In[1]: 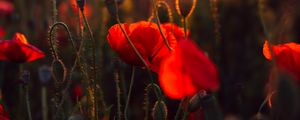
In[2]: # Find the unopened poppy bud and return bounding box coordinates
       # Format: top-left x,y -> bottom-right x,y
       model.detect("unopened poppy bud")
152,100 -> 168,120
188,90 -> 207,112
175,0 -> 197,18
38,65 -> 51,84
76,0 -> 85,11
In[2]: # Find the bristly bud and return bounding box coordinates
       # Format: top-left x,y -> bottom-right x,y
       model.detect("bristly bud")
104,0 -> 124,18
38,65 -> 52,84
20,70 -> 30,84
152,100 -> 168,120
76,0 -> 85,11
188,90 -> 207,112
175,0 -> 197,18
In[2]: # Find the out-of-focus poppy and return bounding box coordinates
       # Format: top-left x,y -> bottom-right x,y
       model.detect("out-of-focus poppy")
263,41 -> 300,80
0,103 -> 9,120
0,33 -> 45,63
0,0 -> 13,15
72,84 -> 83,100
0,27 -> 5,39
161,23 -> 190,40
159,39 -> 219,99
107,21 -> 177,72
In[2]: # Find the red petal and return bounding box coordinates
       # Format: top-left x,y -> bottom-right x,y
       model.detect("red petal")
180,40 -> 219,91
162,23 -> 190,40
0,33 -> 45,63
159,48 -> 198,99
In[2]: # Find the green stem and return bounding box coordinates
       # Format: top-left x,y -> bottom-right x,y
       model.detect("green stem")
174,99 -> 185,120
25,85 -> 32,120
183,17 -> 187,40
115,71 -> 122,120
124,67 -> 135,120
151,0 -> 173,51
181,97 -> 191,120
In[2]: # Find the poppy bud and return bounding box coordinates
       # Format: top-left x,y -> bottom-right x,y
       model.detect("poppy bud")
104,0 -> 123,18
152,100 -> 168,120
175,0 -> 197,18
20,70 -> 30,84
76,0 -> 85,11
201,94 -> 223,120
188,90 -> 207,112
38,65 -> 51,84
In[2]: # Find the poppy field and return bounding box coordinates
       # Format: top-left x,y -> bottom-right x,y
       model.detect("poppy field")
1,0 -> 300,120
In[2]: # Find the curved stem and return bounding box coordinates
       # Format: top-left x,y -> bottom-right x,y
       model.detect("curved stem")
258,0 -> 276,63
124,67 -> 135,120
258,91 -> 276,113
174,98 -> 185,120
151,0 -> 173,51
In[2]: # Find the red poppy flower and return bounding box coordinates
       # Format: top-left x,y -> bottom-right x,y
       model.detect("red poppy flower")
72,84 -> 83,99
263,41 -> 300,80
161,23 -> 190,40
159,39 -> 219,99
0,33 -> 45,63
0,103 -> 9,120
0,0 -> 14,15
107,21 -> 177,72
0,27 -> 5,39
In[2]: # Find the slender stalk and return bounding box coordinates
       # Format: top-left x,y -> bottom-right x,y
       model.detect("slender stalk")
42,86 -> 48,120
114,70 -> 122,120
181,97 -> 191,120
183,17 -> 187,39
124,67 -> 135,120
174,99 -> 185,120
151,0 -> 173,51
258,91 -> 276,113
25,85 -> 32,120
258,0 -> 275,63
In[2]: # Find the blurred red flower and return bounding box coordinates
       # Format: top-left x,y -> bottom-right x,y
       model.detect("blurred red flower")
159,39 -> 219,99
72,84 -> 83,99
263,41 -> 300,80
0,0 -> 13,15
0,27 -> 5,39
161,23 -> 190,40
0,103 -> 9,120
107,21 -> 177,72
0,33 -> 45,63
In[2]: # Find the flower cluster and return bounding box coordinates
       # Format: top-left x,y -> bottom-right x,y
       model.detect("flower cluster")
107,21 -> 219,99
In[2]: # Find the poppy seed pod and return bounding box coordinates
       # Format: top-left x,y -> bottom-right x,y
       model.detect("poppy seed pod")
76,0 -> 85,11
152,100 -> 168,120
175,0 -> 197,18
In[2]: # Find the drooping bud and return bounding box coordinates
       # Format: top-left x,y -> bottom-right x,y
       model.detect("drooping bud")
188,90 -> 207,112
76,0 -> 85,11
152,100 -> 168,120
175,0 -> 197,18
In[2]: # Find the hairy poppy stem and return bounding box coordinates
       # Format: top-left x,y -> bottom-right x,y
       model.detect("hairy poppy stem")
258,0 -> 276,63
181,97 -> 191,120
144,84 -> 163,120
183,17 -> 187,40
81,10 -> 106,120
151,0 -> 174,51
124,67 -> 135,120
24,84 -> 32,120
174,99 -> 185,120
257,91 -> 276,113
114,70 -> 122,120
